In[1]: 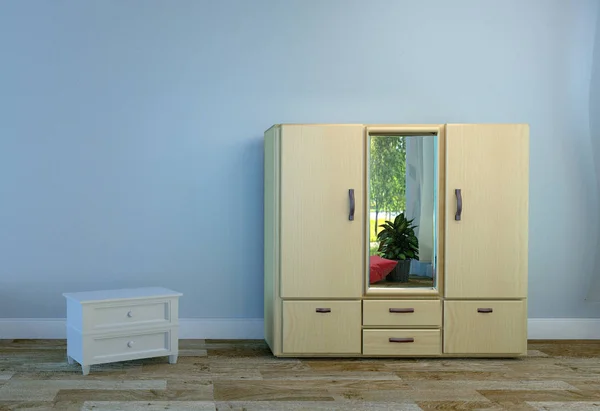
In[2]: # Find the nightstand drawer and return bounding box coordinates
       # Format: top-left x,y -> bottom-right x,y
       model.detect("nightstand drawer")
363,329 -> 441,356
86,329 -> 173,363
363,300 -> 441,327
85,299 -> 173,331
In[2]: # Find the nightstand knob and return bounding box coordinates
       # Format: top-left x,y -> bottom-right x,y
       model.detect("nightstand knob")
127,311 -> 133,318
127,341 -> 134,348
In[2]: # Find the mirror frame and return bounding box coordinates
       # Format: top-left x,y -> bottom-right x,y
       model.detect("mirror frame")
363,125 -> 445,297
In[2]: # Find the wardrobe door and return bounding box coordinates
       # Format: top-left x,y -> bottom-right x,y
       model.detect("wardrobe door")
444,124 -> 529,299
280,125 -> 364,298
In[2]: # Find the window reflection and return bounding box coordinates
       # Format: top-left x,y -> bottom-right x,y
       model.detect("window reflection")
368,134 -> 437,290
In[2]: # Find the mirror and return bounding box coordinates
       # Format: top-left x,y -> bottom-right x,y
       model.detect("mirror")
367,133 -> 438,292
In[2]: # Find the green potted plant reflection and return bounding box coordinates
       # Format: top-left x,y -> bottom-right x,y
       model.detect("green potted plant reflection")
376,213 -> 419,283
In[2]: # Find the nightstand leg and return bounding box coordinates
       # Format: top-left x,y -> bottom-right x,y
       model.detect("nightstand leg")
168,355 -> 178,364
81,365 -> 90,376
67,355 -> 74,365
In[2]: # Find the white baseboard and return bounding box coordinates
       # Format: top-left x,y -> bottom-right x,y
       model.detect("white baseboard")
527,318 -> 600,340
0,318 -> 264,340
0,319 -> 67,339
178,318 -> 264,339
0,318 -> 598,340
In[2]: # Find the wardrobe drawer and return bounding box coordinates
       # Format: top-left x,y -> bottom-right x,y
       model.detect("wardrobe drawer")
444,300 -> 527,355
363,329 -> 441,356
363,300 -> 441,327
282,300 -> 361,354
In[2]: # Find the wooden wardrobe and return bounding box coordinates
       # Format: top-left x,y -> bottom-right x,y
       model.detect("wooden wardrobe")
264,123 -> 528,357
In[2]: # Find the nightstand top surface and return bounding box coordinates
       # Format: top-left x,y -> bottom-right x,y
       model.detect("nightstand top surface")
63,287 -> 182,303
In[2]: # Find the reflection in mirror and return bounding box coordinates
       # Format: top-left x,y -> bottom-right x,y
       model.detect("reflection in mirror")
368,134 -> 437,290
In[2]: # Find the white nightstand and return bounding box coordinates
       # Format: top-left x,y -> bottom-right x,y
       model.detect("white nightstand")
63,287 -> 182,375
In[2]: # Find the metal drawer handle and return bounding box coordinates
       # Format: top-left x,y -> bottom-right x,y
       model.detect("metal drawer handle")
127,341 -> 134,348
348,189 -> 355,221
477,308 -> 493,313
127,311 -> 133,318
389,337 -> 414,343
316,308 -> 331,313
389,308 -> 414,313
455,189 -> 462,221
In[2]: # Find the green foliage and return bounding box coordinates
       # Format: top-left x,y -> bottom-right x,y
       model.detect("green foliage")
376,212 -> 419,261
369,136 -> 406,238
369,243 -> 379,256
370,217 -> 385,242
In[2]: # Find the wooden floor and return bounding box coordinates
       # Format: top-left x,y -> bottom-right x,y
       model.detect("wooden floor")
0,339 -> 599,410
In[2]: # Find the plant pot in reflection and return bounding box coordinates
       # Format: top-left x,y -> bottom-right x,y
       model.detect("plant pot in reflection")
386,259 -> 411,283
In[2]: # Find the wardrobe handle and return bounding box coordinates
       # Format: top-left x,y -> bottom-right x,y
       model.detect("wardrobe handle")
477,308 -> 493,313
389,337 -> 414,343
316,308 -> 331,313
348,189 -> 355,221
455,189 -> 462,221
389,308 -> 415,313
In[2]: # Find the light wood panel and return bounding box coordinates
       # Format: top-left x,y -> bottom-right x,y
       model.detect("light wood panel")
444,124 -> 529,299
362,300 -> 441,327
436,125 -> 446,296
362,329 -> 441,356
280,124 -> 364,298
282,301 -> 361,354
263,125 -> 281,355
443,300 -> 527,355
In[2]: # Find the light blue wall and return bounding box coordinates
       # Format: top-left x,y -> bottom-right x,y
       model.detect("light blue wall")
1,0 -> 599,319
587,4 -> 600,303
